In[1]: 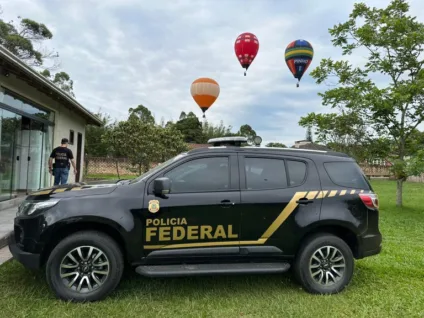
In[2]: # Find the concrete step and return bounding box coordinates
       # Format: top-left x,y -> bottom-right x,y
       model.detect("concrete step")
0,246 -> 12,266
0,231 -> 12,250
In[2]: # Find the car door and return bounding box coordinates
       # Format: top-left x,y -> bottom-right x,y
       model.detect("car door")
142,153 -> 242,264
238,153 -> 322,258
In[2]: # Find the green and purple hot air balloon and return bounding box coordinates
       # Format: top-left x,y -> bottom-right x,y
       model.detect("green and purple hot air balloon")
285,39 -> 314,87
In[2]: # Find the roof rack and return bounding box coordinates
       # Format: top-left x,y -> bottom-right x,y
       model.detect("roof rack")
207,136 -> 248,147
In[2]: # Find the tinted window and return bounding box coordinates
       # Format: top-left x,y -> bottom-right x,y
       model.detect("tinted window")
0,91 -> 55,122
324,161 -> 370,189
164,157 -> 229,193
245,158 -> 287,190
287,160 -> 307,186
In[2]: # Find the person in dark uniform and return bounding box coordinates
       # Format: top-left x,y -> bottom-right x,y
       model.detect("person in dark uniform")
48,138 -> 77,185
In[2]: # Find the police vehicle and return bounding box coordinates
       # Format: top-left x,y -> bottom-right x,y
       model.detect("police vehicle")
9,136 -> 382,302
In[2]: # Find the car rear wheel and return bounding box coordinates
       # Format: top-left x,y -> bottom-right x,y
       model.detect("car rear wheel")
46,231 -> 124,302
293,233 -> 354,294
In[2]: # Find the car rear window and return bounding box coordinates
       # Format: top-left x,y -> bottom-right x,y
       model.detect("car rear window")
287,160 -> 307,187
245,157 -> 287,190
324,161 -> 371,189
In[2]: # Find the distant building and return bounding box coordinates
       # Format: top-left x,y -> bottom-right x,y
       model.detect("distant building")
291,140 -> 330,151
186,143 -> 209,150
0,46 -> 102,202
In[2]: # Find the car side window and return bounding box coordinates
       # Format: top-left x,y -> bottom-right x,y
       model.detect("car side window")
287,160 -> 307,187
245,157 -> 287,190
164,157 -> 230,193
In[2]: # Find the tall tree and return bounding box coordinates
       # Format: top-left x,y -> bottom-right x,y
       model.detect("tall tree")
202,120 -> 236,141
307,0 -> 424,206
174,112 -> 204,143
299,112 -> 390,162
238,124 -> 257,145
103,113 -> 187,174
85,111 -> 115,157
305,125 -> 313,142
0,12 -> 59,70
128,104 -> 155,124
40,70 -> 75,97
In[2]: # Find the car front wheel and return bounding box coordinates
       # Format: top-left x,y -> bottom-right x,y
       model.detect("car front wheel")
293,233 -> 354,294
46,231 -> 124,302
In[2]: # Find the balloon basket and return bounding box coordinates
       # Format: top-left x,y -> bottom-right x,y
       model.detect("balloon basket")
296,82 -> 299,88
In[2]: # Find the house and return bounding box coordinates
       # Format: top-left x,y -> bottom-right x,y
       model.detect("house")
291,140 -> 330,151
0,46 -> 102,202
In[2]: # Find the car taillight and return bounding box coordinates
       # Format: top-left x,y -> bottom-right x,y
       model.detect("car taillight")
359,193 -> 379,209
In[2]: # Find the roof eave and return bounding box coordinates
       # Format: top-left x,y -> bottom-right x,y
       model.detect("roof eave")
0,46 -> 102,126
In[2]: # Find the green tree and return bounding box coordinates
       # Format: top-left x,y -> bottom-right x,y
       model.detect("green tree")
238,124 -> 257,145
103,113 -> 186,175
266,142 -> 287,148
174,112 -> 204,143
307,0 -> 424,206
0,12 -> 59,69
128,104 -> 155,124
85,111 -> 115,158
299,112 -> 390,162
202,120 -> 236,142
40,70 -> 75,97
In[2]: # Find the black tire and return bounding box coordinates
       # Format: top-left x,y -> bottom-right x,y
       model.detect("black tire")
293,233 -> 354,294
46,231 -> 124,302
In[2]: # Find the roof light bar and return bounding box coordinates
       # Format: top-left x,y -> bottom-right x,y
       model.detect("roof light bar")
207,136 -> 248,147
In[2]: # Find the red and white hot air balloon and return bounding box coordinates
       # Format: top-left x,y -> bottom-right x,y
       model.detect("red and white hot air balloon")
234,32 -> 259,76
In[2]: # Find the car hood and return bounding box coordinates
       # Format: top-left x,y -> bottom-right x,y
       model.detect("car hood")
27,182 -> 118,199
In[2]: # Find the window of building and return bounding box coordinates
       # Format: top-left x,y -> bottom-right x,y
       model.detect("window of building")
164,157 -> 229,193
69,130 -> 74,144
0,89 -> 54,122
245,157 -> 287,190
287,160 -> 307,187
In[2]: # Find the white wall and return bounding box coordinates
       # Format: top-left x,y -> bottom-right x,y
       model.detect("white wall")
0,73 -> 88,185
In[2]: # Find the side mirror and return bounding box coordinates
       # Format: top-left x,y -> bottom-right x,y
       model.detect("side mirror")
153,177 -> 171,196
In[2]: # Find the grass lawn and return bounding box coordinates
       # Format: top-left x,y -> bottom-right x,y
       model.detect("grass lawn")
1,180 -> 424,317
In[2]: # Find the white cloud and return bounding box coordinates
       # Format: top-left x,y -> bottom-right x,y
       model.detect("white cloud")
2,0 -> 424,146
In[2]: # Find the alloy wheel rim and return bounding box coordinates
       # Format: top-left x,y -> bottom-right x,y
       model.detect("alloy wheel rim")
60,246 -> 110,293
309,245 -> 346,286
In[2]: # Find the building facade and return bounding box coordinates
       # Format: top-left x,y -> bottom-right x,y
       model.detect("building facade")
0,46 -> 102,202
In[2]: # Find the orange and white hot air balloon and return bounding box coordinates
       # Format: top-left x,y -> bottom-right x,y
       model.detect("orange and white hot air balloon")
190,77 -> 220,118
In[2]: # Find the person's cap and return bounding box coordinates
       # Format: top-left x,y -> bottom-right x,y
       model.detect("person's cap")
61,138 -> 69,144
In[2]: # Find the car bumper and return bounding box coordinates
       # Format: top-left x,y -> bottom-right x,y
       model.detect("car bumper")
356,232 -> 382,259
8,232 -> 42,270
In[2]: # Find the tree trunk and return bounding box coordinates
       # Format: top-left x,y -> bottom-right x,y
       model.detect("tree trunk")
396,179 -> 403,207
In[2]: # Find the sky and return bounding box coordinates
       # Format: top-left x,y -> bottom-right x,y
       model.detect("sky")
2,0 -> 424,146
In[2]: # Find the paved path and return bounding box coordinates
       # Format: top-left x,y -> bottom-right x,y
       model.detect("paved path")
0,206 -> 17,249
0,246 -> 12,265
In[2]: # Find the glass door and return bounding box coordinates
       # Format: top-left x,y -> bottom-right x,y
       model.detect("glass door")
26,120 -> 45,192
0,109 -> 20,201
13,117 -> 47,194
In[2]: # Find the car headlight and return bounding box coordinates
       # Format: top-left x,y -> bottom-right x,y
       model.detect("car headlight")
17,199 -> 61,217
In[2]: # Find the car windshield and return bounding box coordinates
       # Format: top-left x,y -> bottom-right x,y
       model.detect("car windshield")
128,153 -> 188,184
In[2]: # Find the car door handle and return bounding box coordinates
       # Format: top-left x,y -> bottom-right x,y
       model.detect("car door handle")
221,200 -> 235,206
296,198 -> 314,205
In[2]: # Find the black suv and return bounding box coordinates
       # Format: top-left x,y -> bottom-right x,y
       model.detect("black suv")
9,137 -> 382,302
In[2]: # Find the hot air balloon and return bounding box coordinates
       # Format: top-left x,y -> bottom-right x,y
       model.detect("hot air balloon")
234,32 -> 259,76
285,39 -> 314,87
190,77 -> 220,118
